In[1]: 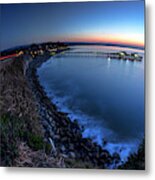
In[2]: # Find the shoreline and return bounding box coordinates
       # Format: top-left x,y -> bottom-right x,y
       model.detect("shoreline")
26,51 -> 121,169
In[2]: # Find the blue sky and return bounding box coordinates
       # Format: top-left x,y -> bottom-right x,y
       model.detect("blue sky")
0,1 -> 144,50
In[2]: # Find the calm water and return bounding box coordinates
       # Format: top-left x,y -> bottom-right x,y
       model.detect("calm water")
38,45 -> 144,161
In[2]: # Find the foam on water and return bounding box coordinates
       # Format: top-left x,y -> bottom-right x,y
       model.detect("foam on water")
36,73 -> 140,162
37,45 -> 144,163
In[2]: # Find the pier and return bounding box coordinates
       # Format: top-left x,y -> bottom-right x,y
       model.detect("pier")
57,51 -> 143,62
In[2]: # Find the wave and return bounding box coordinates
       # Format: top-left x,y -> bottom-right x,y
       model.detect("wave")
36,73 -> 140,162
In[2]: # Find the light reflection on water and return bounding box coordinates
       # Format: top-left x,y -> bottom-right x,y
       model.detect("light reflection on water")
38,45 -> 144,161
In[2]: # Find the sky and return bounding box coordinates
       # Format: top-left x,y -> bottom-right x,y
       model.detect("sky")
0,1 -> 144,51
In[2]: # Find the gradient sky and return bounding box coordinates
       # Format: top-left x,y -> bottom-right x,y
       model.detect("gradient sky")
0,1 -> 144,51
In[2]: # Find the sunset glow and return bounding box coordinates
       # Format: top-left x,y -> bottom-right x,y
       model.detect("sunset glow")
61,33 -> 144,47
0,1 -> 144,50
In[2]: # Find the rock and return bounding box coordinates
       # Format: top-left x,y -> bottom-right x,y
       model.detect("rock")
66,131 -> 73,138
69,143 -> 74,151
81,143 -> 90,151
62,119 -> 68,126
96,151 -> 100,159
49,117 -> 53,122
92,158 -> 98,166
88,152 -> 93,158
61,136 -> 68,142
49,131 -> 54,138
60,145 -> 66,152
61,154 -> 68,158
69,151 -> 76,158
59,128 -> 64,136
102,140 -> 107,146
112,152 -> 121,164
42,120 -> 49,128
54,135 -> 60,140
56,128 -> 60,134
99,158 -> 105,164
100,151 -> 109,159
80,125 -> 85,132
106,157 -> 113,164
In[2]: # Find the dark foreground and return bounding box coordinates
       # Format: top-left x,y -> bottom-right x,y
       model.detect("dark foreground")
0,46 -> 145,169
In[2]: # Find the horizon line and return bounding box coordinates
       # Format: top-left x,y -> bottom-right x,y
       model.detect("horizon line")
63,41 -> 144,49
1,41 -> 144,52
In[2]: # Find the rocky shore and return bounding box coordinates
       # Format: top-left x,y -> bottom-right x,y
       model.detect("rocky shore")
26,52 -> 121,169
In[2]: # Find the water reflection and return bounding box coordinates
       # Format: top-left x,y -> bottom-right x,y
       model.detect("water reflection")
38,45 -> 144,161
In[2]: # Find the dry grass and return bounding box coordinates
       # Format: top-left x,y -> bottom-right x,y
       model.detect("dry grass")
15,142 -> 65,168
0,56 -> 41,135
0,57 -> 43,166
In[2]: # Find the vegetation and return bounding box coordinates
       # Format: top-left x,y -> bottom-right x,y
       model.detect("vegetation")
0,112 -> 56,166
0,56 -> 55,167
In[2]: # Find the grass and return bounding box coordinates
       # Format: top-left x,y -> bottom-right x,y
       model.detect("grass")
0,56 -> 50,166
27,133 -> 44,151
0,114 -> 23,166
0,113 -> 49,166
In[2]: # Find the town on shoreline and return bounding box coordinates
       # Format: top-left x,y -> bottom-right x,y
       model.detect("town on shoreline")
0,42 -> 143,62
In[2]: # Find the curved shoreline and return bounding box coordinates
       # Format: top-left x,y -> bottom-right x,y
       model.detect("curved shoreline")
26,52 -> 122,169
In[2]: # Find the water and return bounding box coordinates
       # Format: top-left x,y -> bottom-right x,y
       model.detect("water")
37,45 -> 144,162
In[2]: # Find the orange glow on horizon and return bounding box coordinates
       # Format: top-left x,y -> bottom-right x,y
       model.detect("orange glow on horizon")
61,33 -> 144,47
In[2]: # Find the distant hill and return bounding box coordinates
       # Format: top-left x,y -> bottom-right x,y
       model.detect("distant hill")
65,42 -> 144,50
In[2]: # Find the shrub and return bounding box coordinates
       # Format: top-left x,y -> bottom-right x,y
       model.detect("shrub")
27,133 -> 44,151
0,113 -> 47,166
0,114 -> 23,166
